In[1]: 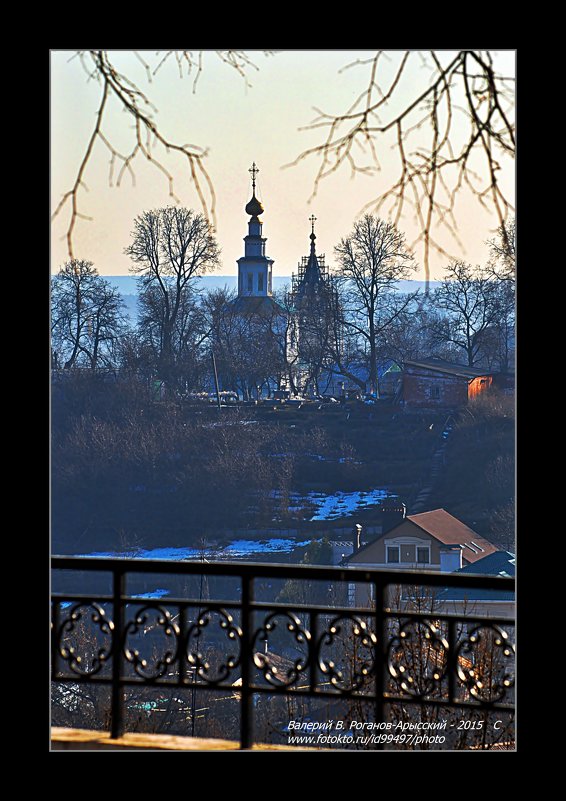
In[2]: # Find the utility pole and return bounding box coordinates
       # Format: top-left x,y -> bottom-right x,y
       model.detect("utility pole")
211,352 -> 222,411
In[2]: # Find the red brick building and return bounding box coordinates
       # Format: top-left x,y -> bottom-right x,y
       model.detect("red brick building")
402,358 -> 493,408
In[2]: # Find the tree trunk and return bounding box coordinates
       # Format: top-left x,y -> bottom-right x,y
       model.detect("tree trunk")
467,343 -> 475,367
369,316 -> 379,398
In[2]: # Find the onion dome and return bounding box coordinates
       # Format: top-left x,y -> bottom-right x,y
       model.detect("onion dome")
245,194 -> 264,217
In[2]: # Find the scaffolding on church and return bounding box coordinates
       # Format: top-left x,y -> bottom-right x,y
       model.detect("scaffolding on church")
290,252 -> 330,295
289,253 -> 343,315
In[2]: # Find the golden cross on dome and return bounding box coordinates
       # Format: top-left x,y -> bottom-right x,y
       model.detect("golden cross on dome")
249,162 -> 259,191
309,214 -> 317,234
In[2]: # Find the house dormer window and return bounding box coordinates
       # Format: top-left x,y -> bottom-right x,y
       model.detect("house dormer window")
387,546 -> 400,563
417,546 -> 430,564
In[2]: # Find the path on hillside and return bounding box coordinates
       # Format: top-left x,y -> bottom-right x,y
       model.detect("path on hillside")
411,415 -> 455,513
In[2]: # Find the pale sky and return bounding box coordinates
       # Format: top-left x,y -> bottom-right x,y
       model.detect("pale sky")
50,50 -> 515,279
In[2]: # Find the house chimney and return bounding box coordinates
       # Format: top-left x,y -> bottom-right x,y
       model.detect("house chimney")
352,524 -> 362,554
381,499 -> 406,534
439,545 -> 463,572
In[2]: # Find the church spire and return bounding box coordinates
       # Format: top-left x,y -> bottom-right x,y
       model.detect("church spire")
309,213 -> 317,255
245,161 -> 264,218
304,214 -> 322,285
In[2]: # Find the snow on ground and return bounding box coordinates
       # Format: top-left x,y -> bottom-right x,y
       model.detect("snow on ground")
306,488 -> 394,521
268,487 -> 394,521
73,546 -> 202,560
225,538 -> 310,555
73,538 -> 311,562
70,489 -> 395,561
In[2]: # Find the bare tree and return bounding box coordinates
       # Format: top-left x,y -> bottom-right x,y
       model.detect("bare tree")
373,295 -> 436,365
203,288 -> 290,400
51,260 -> 126,369
487,217 -> 516,283
486,218 -> 515,371
428,262 -> 505,368
288,50 -> 515,284
125,207 -> 220,384
334,215 -> 416,395
136,282 -> 209,391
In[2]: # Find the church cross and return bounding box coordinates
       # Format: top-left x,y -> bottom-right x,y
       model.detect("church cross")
249,162 -> 259,191
309,214 -> 317,234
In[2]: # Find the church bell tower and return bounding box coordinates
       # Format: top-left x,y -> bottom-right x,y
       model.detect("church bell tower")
237,163 -> 274,297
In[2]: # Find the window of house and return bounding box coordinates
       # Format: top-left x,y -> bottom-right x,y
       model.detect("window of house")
430,385 -> 441,399
247,273 -> 253,293
258,272 -> 264,292
417,547 -> 430,564
387,546 -> 400,563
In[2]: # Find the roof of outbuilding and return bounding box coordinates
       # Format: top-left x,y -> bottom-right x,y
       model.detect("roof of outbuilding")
403,358 -> 492,379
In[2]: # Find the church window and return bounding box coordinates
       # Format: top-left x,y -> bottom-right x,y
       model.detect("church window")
247,273 -> 253,293
258,273 -> 264,292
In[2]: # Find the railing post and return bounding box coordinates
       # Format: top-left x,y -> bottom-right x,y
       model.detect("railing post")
240,575 -> 253,749
51,601 -> 60,680
447,618 -> 457,706
110,566 -> 125,740
309,609 -> 318,693
178,605 -> 186,686
374,580 -> 387,748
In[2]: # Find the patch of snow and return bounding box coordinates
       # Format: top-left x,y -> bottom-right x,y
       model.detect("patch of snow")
224,538 -> 310,556
73,538 -> 312,562
138,547 -> 201,560
306,488 -> 395,521
74,546 -> 202,560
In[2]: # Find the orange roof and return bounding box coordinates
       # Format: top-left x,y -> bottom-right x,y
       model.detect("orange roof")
407,509 -> 498,564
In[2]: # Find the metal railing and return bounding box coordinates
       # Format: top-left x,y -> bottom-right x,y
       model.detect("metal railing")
51,557 -> 515,750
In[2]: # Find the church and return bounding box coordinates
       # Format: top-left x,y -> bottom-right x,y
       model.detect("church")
229,163 -> 284,318
218,163 -> 342,399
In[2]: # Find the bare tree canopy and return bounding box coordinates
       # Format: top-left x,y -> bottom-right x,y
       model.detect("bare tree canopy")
334,214 -> 416,395
429,261 -> 510,367
487,217 -> 515,282
204,288 -> 290,400
125,206 -> 220,382
288,50 -> 515,284
51,260 -> 126,369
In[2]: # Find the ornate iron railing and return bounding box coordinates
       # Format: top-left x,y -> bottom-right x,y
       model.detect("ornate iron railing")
51,557 -> 515,750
